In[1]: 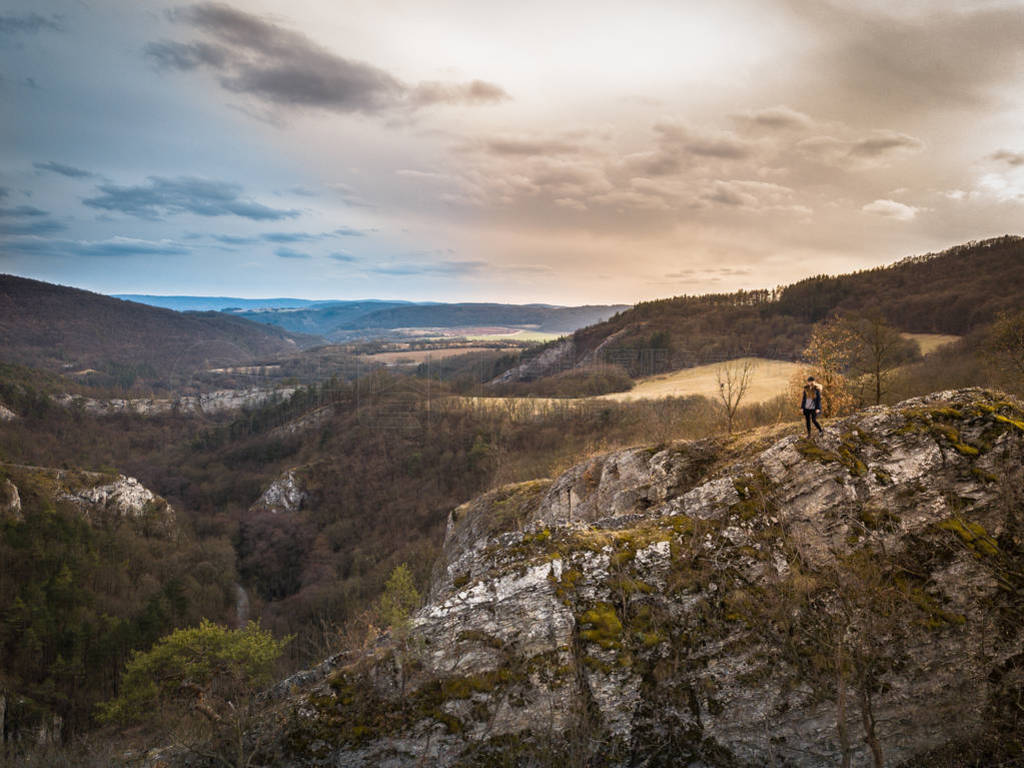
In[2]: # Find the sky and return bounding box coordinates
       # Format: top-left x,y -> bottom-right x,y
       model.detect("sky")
1,0 -> 1023,304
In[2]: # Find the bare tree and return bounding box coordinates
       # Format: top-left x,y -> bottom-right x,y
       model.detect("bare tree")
716,358 -> 755,434
847,315 -> 920,405
984,309 -> 1024,389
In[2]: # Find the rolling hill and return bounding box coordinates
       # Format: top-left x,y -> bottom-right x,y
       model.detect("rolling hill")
0,274 -> 323,388
500,235 -> 1024,381
229,300 -> 629,340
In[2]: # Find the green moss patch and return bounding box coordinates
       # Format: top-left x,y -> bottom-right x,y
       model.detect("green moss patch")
937,517 -> 999,557
579,602 -> 624,649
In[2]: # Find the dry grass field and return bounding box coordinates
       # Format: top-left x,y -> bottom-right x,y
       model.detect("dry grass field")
450,357 -> 800,416
901,332 -> 961,355
597,357 -> 801,404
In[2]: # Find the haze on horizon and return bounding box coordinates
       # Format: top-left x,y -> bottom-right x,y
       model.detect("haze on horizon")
2,0 -> 1023,305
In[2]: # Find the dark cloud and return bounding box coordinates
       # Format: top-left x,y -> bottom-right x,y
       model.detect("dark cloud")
261,231 -> 318,243
275,246 -> 311,259
991,149 -> 1024,167
0,13 -> 61,35
786,1 -> 1024,114
33,161 -> 97,179
0,236 -> 186,256
0,219 -> 66,236
733,105 -> 814,131
482,137 -> 581,156
71,238 -> 191,257
410,80 -> 509,107
0,205 -> 48,217
848,130 -> 923,158
210,234 -> 258,245
150,3 -> 508,115
0,187 -> 7,200
333,226 -> 365,237
82,176 -> 299,221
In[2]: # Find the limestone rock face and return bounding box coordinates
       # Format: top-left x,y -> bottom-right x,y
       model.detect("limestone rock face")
0,403 -> 18,421
279,389 -> 1024,767
0,478 -> 22,520
54,386 -> 297,417
252,469 -> 307,514
0,465 -> 176,535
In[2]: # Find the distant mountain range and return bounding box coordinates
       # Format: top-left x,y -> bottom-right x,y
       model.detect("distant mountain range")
115,294 -> 629,340
112,295 -> 328,312
0,275 -> 322,386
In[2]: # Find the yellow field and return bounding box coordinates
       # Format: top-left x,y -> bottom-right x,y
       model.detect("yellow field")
596,358 -> 800,404
450,357 -> 801,416
901,333 -> 961,355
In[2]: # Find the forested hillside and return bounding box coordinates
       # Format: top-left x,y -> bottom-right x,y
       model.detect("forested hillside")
0,275 -> 322,389
231,301 -> 629,340
514,236 -> 1023,379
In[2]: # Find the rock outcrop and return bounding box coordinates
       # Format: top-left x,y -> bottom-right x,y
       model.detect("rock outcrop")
252,469 -> 307,515
275,389 -> 1024,767
0,464 -> 176,535
54,386 -> 297,417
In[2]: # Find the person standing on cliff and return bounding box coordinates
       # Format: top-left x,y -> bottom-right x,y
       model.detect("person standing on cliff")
801,376 -> 824,438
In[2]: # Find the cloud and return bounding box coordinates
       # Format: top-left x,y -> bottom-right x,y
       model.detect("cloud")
329,251 -> 357,262
0,205 -> 66,236
656,122 -> 754,160
733,105 -> 814,131
786,2 -> 1024,116
700,180 -> 807,215
861,199 -> 919,221
0,219 -> 66,236
371,259 -> 485,276
0,187 -> 7,200
991,149 -> 1024,167
410,80 -> 509,107
82,176 -> 299,220
618,122 -> 757,178
148,3 -> 508,116
0,13 -> 61,35
481,137 -> 582,157
796,129 -> 923,169
261,231 -> 317,243
1,236 -> 190,257
848,130 -> 924,158
210,234 -> 259,245
71,237 -> 191,257
333,226 -> 365,236
33,161 -> 97,179
275,246 -> 311,259
0,205 -> 48,217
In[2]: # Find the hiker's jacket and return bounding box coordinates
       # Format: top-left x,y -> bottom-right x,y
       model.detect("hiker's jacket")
800,384 -> 822,412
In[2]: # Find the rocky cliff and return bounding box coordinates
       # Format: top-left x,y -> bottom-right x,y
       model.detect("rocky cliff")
272,389 -> 1023,767
53,386 -> 298,417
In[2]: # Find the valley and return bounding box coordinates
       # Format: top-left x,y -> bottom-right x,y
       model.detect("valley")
1,238 -> 1022,766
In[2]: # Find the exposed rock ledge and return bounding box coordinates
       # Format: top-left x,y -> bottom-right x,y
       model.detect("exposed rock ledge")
0,463 -> 176,535
54,386 -> 297,417
271,389 -> 1024,767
